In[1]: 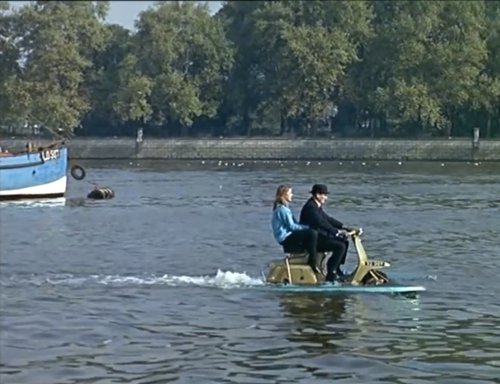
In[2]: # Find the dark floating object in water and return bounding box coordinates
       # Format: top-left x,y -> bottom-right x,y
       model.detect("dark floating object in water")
87,187 -> 114,200
70,164 -> 86,180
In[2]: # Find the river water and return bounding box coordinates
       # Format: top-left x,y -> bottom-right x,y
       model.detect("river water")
1,160 -> 499,383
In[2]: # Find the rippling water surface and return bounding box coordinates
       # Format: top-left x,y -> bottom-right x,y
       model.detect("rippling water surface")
1,160 -> 499,383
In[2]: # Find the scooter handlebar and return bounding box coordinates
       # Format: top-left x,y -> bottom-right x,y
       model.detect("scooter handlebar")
347,227 -> 363,237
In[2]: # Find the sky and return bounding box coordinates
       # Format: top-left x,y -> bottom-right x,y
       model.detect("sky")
105,1 -> 223,30
8,1 -> 223,31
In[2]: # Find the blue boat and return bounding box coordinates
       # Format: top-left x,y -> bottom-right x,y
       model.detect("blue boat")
0,142 -> 68,200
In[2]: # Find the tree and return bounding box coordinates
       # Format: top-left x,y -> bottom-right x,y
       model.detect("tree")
112,53 -> 152,128
133,1 -> 234,136
358,1 -> 487,137
219,1 -> 373,137
9,1 -> 110,135
0,1 -> 27,129
216,1 -> 264,136
81,23 -> 137,135
472,1 -> 500,138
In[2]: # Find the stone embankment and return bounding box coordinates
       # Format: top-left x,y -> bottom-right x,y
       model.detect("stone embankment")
1,137 -> 498,161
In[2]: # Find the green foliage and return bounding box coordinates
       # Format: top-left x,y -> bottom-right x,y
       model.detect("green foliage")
84,24 -> 136,130
131,1 -> 234,135
112,54 -> 152,124
361,0 -> 489,136
3,1 -> 110,135
219,1 -> 373,136
1,0 -> 500,138
0,2 -> 23,126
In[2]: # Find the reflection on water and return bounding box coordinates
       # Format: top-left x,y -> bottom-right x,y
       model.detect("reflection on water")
1,161 -> 500,384
0,197 -> 66,208
280,294 -> 349,355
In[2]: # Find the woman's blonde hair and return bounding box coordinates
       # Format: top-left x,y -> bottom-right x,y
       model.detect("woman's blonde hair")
273,184 -> 291,210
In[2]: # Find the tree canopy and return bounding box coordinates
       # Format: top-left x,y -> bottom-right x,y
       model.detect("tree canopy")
1,0 -> 499,138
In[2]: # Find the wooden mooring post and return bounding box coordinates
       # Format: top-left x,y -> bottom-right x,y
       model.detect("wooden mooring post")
472,127 -> 480,161
135,127 -> 143,157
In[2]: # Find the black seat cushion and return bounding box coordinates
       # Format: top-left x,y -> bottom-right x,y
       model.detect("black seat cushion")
282,243 -> 307,254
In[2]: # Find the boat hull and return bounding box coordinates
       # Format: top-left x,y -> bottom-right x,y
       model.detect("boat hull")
0,146 -> 68,200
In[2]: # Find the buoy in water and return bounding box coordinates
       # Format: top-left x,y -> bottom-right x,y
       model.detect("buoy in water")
87,187 -> 115,200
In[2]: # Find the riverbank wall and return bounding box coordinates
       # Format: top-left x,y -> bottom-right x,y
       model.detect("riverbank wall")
1,137 -> 499,161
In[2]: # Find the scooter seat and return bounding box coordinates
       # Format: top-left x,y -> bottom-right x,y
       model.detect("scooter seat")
282,244 -> 306,254
286,254 -> 310,265
282,245 -> 310,265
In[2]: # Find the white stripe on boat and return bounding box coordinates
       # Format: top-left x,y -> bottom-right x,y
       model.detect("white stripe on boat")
0,176 -> 67,196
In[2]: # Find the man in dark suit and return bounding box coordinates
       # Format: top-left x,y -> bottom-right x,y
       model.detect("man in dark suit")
300,184 -> 354,281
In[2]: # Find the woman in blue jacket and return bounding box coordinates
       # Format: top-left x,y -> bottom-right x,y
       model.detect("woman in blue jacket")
271,184 -> 321,274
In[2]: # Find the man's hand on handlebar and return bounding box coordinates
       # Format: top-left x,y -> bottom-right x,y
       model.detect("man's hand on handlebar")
343,227 -> 362,235
337,229 -> 350,239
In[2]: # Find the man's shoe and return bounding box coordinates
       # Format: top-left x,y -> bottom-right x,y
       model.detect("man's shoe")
325,273 -> 337,282
336,268 -> 346,278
